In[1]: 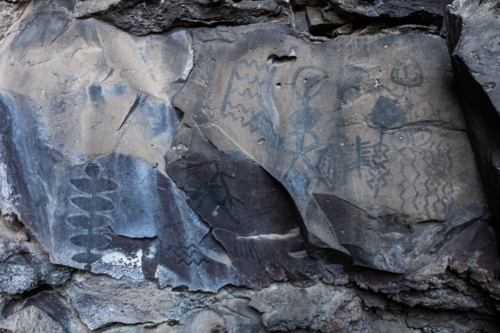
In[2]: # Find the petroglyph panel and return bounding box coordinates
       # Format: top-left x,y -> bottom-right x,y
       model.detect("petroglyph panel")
168,127 -> 323,287
0,0 -> 492,288
175,26 -> 487,273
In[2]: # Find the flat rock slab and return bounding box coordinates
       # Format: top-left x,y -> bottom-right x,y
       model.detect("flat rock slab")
174,24 -> 488,273
168,126 -> 323,288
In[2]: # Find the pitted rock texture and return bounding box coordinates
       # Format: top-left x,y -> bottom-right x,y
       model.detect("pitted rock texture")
2,270 -> 499,333
328,0 -> 453,22
0,0 -> 29,40
0,217 -> 71,295
0,306 -> 65,333
74,0 -> 290,36
445,0 -> 500,254
71,0 -> 453,38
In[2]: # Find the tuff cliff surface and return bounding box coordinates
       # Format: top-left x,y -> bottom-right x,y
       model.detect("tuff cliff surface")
0,0 -> 499,332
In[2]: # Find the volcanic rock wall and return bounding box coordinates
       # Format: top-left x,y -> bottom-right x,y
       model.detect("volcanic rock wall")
0,0 -> 499,332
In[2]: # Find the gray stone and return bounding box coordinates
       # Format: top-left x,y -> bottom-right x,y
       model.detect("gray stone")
405,309 -> 500,333
445,0 -> 500,254
2,290 -> 90,332
74,0 -> 289,36
0,0 -> 237,292
0,306 -> 65,333
101,324 -> 175,333
0,0 -> 330,292
0,0 -> 29,40
249,282 -> 363,332
62,272 -> 264,331
329,0 -> 453,23
0,216 -> 71,295
62,272 -> 222,330
1,0 -> 493,294
0,1 -> 499,332
167,126 -> 324,288
174,23 -> 489,276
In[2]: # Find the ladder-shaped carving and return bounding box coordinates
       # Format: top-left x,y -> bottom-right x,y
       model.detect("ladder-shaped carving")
68,163 -> 117,270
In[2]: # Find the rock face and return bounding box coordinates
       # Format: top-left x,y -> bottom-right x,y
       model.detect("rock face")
1,306 -> 65,333
0,0 -> 499,332
445,0 -> 500,254
329,0 -> 453,22
74,0 -> 289,36
0,216 -> 71,296
0,0 -> 29,40
175,23 -> 488,275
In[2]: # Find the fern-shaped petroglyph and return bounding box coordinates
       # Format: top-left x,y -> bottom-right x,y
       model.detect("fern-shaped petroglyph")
68,163 -> 117,270
191,163 -> 243,224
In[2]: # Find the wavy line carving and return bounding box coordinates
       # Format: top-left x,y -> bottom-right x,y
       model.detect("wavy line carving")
164,244 -> 209,266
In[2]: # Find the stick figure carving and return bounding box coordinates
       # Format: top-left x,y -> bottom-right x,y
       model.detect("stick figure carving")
280,66 -> 328,182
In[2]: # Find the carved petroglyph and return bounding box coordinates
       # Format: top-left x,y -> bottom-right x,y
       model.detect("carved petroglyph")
218,57 -> 457,213
191,163 -> 243,224
396,129 -> 455,217
390,58 -> 423,88
279,66 -> 327,183
220,61 -> 330,200
165,244 -> 209,266
220,59 -> 280,147
236,241 -> 259,260
68,163 -> 117,270
316,143 -> 347,191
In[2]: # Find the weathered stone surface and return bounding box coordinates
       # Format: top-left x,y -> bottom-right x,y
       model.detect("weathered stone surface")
0,0 -> 238,292
50,272 -> 500,332
174,23 -> 489,275
0,0 -> 332,292
167,125 -> 325,288
248,281 -> 500,333
329,0 -> 453,22
249,282 -> 363,331
2,290 -> 90,332
0,0 -> 29,40
74,0 -> 289,36
0,0 -> 499,331
1,0 -> 495,295
0,306 -> 65,333
0,216 -> 71,295
445,0 -> 500,254
62,272 -> 264,331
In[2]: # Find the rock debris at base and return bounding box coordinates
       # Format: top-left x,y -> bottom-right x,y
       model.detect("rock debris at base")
0,0 -> 499,332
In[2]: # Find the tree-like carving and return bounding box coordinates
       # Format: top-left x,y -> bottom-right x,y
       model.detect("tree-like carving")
68,163 -> 117,270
